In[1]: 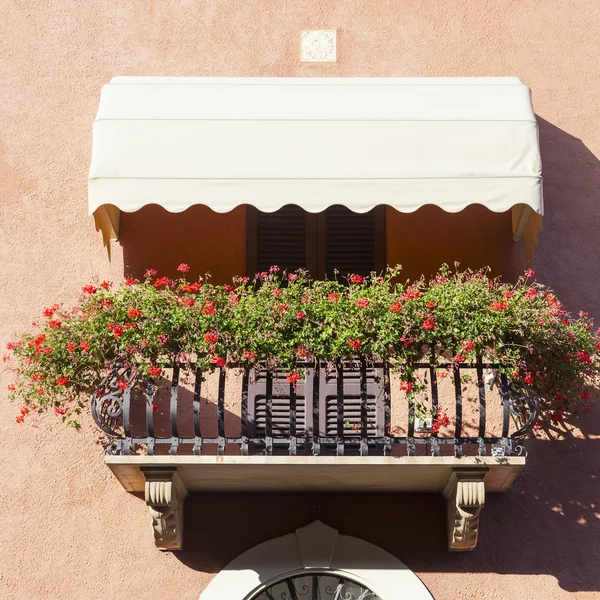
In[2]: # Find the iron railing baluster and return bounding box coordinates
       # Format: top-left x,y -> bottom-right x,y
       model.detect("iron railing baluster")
453,366 -> 463,457
336,361 -> 344,456
289,377 -> 297,456
146,378 -> 155,456
476,355 -> 487,456
241,369 -> 249,456
265,371 -> 273,456
217,368 -> 226,456
312,363 -> 320,456
170,363 -> 180,455
193,367 -> 202,455
359,358 -> 368,456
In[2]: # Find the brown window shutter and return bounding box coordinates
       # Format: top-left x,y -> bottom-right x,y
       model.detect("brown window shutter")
246,206 -> 317,276
319,206 -> 386,279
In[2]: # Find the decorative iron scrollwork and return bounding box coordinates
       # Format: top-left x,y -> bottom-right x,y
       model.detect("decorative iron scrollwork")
90,362 -> 134,439
250,573 -> 381,600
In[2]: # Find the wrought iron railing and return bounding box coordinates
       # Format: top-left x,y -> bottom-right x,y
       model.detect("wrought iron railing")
92,351 -> 539,458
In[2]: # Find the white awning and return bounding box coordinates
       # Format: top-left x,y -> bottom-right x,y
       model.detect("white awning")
89,77 -> 543,263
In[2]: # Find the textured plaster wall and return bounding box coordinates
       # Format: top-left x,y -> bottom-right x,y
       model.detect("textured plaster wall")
1,1 -> 600,599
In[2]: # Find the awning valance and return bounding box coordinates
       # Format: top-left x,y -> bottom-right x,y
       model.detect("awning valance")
89,77 -> 543,263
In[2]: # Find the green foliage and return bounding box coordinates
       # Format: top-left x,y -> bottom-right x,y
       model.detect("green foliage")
4,264 -> 597,427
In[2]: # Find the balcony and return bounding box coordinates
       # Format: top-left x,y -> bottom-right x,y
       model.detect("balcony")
92,350 -> 539,551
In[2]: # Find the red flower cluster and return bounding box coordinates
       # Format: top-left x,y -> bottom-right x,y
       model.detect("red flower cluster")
42,304 -> 60,317
107,323 -> 125,338
431,409 -> 450,434
118,379 -> 129,391
177,263 -> 190,273
489,301 -> 509,312
349,274 -> 363,284
389,301 -> 402,313
66,342 -> 76,352
153,276 -> 171,288
242,350 -> 255,361
124,278 -> 137,286
271,288 -> 282,297
426,301 -> 435,309
127,308 -> 142,319
327,293 -> 339,302
524,269 -> 535,278
80,341 -> 91,352
15,406 -> 29,423
181,282 -> 201,293
347,338 -> 362,350
523,373 -> 535,385
211,356 -> 226,368
401,286 -> 420,301
502,291 -> 515,299
422,318 -> 435,331
296,345 -> 310,359
82,285 -> 97,295
355,298 -> 370,308
399,380 -> 414,393
286,370 -> 301,384
148,366 -> 163,377
575,351 -> 593,364
296,310 -> 306,320
100,280 -> 112,289
202,301 -> 216,315
48,320 -> 62,329
462,340 -> 475,352
56,377 -> 69,386
204,331 -> 219,344
181,297 -> 195,307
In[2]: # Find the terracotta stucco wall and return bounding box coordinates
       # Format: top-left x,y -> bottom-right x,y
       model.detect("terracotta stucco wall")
1,1 -> 599,599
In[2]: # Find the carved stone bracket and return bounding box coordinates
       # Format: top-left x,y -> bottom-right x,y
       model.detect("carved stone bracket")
443,469 -> 487,551
142,468 -> 188,550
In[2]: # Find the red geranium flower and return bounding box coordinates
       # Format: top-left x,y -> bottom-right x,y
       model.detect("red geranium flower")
242,350 -> 255,361
118,379 -> 129,391
177,263 -> 190,273
286,371 -> 301,384
153,276 -> 171,288
271,288 -> 282,297
389,301 -> 402,313
426,301 -> 435,309
462,341 -> 475,352
148,366 -> 163,377
296,310 -> 306,320
489,301 -> 509,312
202,301 -> 216,315
211,356 -> 226,368
355,298 -> 370,308
401,286 -> 420,301
8,384 -> 16,392
56,377 -> 69,386
82,285 -> 97,294
145,269 -> 158,278
54,406 -> 67,416
80,341 -> 91,352
422,318 -> 435,330
524,269 -> 535,278
127,308 -> 142,318
347,338 -> 362,350
67,342 -> 76,352
181,297 -> 195,307
523,373 -> 534,385
204,332 -> 219,344
327,293 -> 339,302
100,280 -> 112,289
48,320 -> 62,329
349,274 -> 363,284
124,278 -> 137,286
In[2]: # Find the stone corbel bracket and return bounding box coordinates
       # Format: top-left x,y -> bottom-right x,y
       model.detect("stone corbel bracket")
443,469 -> 487,551
142,467 -> 188,550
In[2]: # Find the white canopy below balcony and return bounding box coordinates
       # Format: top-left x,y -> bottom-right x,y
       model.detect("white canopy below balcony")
88,76 -> 543,263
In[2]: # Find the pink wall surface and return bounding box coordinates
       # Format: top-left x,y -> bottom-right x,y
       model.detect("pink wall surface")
1,1 -> 599,599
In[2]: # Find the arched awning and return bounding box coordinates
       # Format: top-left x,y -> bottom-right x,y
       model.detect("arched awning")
89,77 -> 543,263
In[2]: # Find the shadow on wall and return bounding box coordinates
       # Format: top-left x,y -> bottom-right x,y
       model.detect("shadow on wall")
534,117 -> 600,315
170,409 -> 600,593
